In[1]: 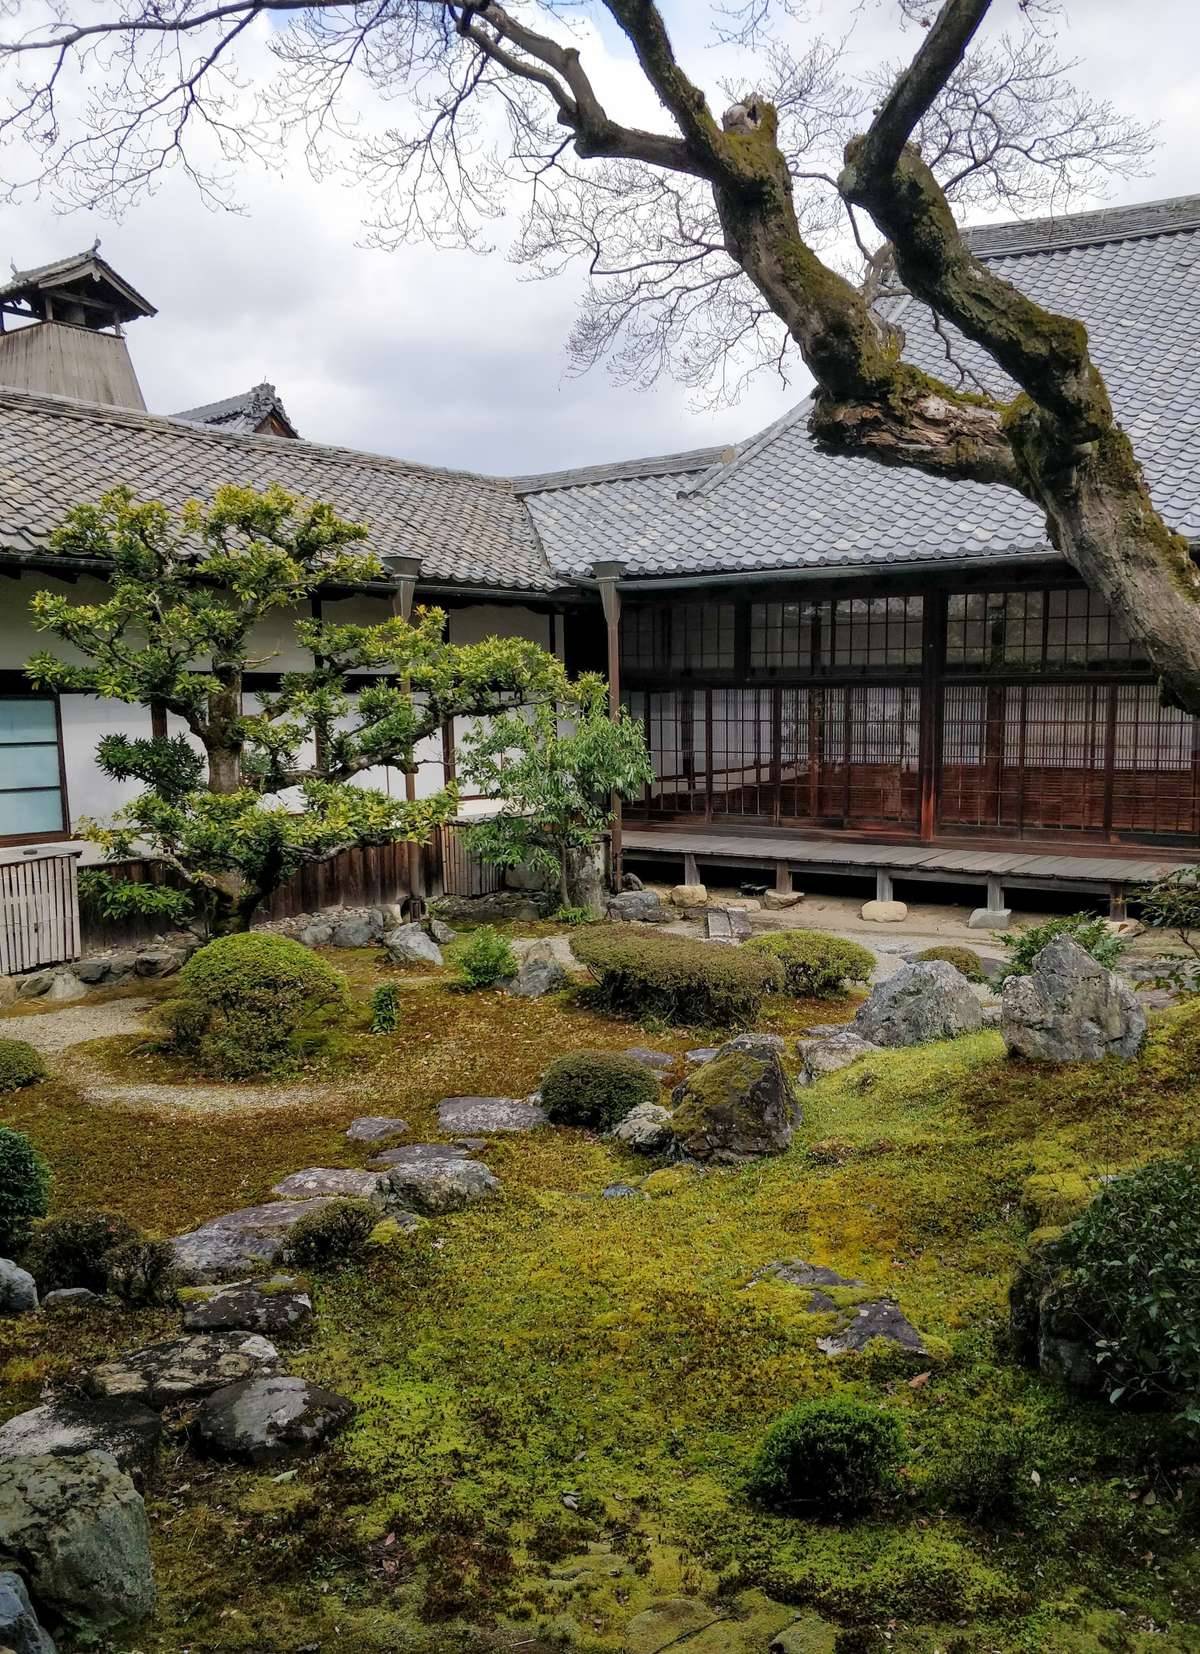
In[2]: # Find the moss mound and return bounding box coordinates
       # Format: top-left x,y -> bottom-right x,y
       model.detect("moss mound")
541,1050 -> 658,1130
0,1039 -> 47,1094
748,1397 -> 904,1517
913,944 -> 987,983
573,924 -> 783,1026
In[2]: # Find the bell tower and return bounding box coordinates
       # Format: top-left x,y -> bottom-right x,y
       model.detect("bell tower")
0,244 -> 155,409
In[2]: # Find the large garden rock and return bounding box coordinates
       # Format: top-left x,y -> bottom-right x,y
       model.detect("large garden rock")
437,1097 -> 547,1134
369,1142 -> 476,1168
610,1102 -> 675,1154
18,969 -> 86,1004
192,1375 -> 354,1465
705,906 -> 751,942
88,1331 -> 279,1407
0,1451 -> 154,1634
0,1261 -> 37,1316
0,1398 -> 161,1479
1000,935 -> 1147,1063
331,916 -> 377,949
134,947 -> 184,977
171,1198 -> 340,1282
669,1040 -> 798,1164
504,955 -> 566,998
853,960 -> 982,1047
606,889 -> 666,924
0,1570 -> 56,1653
797,1030 -> 881,1084
385,1153 -> 501,1214
383,923 -> 443,967
345,1116 -> 409,1144
817,1299 -> 927,1359
269,1168 -> 387,1201
432,891 -> 550,924
297,919 -> 335,948
181,1276 -> 313,1338
41,1289 -> 102,1312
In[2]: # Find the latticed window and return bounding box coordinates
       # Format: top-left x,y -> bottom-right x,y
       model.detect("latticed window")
620,602 -> 735,673
945,587 -> 1145,670
748,595 -> 923,673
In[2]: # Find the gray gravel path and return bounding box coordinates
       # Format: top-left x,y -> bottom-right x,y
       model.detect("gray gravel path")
2,997 -> 156,1055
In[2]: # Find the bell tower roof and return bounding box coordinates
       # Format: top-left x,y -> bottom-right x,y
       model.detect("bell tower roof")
0,246 -> 156,331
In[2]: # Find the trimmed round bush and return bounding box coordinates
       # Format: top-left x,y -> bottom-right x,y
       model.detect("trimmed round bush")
168,931 -> 348,1078
572,925 -> 783,1027
105,1237 -> 180,1307
286,1197 -> 376,1268
914,945 -> 986,983
0,1128 -> 51,1254
26,1209 -> 139,1293
748,1397 -> 904,1518
744,931 -> 874,998
541,1051 -> 659,1131
456,926 -> 518,991
0,1039 -> 47,1094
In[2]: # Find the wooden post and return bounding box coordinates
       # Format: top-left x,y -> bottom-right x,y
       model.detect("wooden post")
384,554 -> 424,911
774,860 -> 791,895
592,561 -> 625,890
875,869 -> 894,902
684,852 -> 700,886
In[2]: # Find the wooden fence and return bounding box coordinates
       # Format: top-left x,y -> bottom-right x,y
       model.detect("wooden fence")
0,850 -> 82,974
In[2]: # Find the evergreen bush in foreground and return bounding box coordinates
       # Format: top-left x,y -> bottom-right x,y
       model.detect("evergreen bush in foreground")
26,1208 -> 138,1292
0,1039 -> 48,1094
748,1397 -> 904,1518
0,1128 -> 51,1254
744,931 -> 875,997
541,1050 -> 659,1131
572,926 -> 782,1026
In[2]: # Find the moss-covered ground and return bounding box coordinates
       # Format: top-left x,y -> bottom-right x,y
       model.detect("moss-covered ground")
1,939 -> 1199,1653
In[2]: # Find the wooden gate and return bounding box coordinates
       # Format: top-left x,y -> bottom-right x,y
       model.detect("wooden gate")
0,850 -> 82,974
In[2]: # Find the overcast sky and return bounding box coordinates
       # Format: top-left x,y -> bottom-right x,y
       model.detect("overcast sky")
0,0 -> 1196,475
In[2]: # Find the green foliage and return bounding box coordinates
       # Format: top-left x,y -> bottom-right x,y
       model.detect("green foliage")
77,867 -> 195,927
26,1209 -> 139,1292
0,1128 -> 51,1253
169,932 -> 348,1077
461,678 -> 652,910
104,1237 -> 181,1307
27,485 -> 571,931
286,1198 -> 377,1269
370,982 -> 402,1034
744,931 -> 875,997
923,1415 -> 1047,1524
456,926 -> 518,991
551,906 -> 596,927
999,911 -> 1125,980
748,1397 -> 905,1518
573,924 -> 783,1026
0,1039 -> 48,1094
540,1050 -> 659,1130
913,944 -> 987,983
1139,866 -> 1200,993
1047,1151 -> 1200,1412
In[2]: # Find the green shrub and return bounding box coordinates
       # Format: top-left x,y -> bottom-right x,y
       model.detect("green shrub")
456,926 -> 518,991
286,1198 -> 376,1268
1139,866 -> 1200,993
913,945 -> 987,983
748,1397 -> 904,1518
105,1237 -> 181,1307
1042,1151 -> 1200,1410
0,1128 -> 51,1254
744,931 -> 874,998
923,1416 -> 1046,1524
552,906 -> 596,927
572,925 -> 783,1027
0,1039 -> 48,1094
370,982 -> 401,1034
26,1209 -> 139,1292
541,1050 -> 659,1131
999,912 -> 1124,982
167,932 -> 348,1078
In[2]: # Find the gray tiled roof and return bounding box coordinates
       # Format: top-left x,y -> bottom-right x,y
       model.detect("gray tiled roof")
0,249 -> 157,320
0,388 -> 556,590
521,195 -> 1200,582
172,381 -> 298,437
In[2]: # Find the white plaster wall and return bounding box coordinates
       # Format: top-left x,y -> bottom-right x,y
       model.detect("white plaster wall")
449,604 -> 551,650
59,696 -> 153,829
0,572 -> 118,666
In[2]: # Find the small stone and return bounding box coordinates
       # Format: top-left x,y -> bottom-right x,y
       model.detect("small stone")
860,898 -> 908,923
762,889 -> 804,911
0,1568 -> 56,1653
601,1183 -> 646,1200
426,918 -> 455,945
345,1116 -> 409,1144
297,920 -> 334,948
817,1299 -> 926,1359
181,1277 -> 313,1338
193,1374 -> 354,1465
0,1397 -> 162,1478
383,923 -> 443,967
0,1259 -> 38,1315
968,906 -> 1012,931
71,956 -> 111,984
385,1155 -> 501,1214
621,872 -> 644,892
623,1047 -> 675,1072
42,1288 -> 102,1312
685,1047 -> 719,1068
796,1030 -> 881,1084
134,947 -> 184,977
0,1451 -> 155,1634
437,1097 -> 547,1134
670,884 -> 707,907
606,889 -> 666,924
705,906 -> 751,942
269,1167 -> 387,1201
88,1332 -> 279,1407
369,1143 -> 475,1168
610,1102 -> 674,1153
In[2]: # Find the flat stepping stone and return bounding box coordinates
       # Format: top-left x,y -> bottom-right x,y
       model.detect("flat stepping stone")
345,1116 -> 409,1144
0,1396 -> 162,1477
626,1598 -> 723,1654
192,1375 -> 354,1466
270,1168 -> 387,1201
88,1332 -> 279,1407
368,1143 -> 479,1168
384,1154 -> 501,1214
818,1299 -> 926,1359
42,1287 -> 104,1311
171,1199 -> 339,1282
623,1047 -> 675,1071
437,1097 -> 547,1134
797,1031 -> 881,1084
685,1048 -> 719,1068
749,1259 -> 865,1313
182,1276 -> 313,1338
